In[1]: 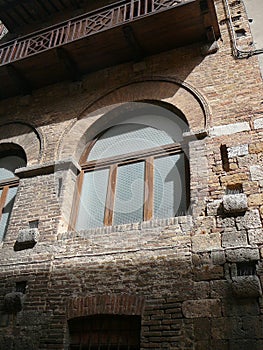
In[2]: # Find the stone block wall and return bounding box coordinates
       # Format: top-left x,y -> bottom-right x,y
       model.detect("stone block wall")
0,0 -> 262,349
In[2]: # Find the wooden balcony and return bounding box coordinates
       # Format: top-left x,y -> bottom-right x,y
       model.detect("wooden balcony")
0,0 -> 220,99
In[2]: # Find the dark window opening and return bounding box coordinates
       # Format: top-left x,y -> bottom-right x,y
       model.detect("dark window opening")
68,315 -> 141,350
235,29 -> 246,38
16,281 -> 27,294
237,261 -> 257,276
226,183 -> 243,194
29,219 -> 39,229
220,144 -> 229,172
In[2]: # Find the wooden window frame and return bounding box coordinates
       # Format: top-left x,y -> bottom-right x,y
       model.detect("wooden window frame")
71,139 -> 189,230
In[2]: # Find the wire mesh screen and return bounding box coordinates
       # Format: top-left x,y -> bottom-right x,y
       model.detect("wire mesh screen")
0,155 -> 26,181
68,315 -> 141,350
76,168 -> 109,230
0,186 -> 17,240
154,153 -> 186,218
113,161 -> 145,226
87,124 -> 175,161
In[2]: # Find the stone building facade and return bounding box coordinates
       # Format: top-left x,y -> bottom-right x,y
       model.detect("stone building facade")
0,0 -> 263,349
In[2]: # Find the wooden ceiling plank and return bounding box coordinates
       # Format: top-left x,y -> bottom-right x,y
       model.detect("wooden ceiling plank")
37,0 -> 52,15
69,0 -> 81,10
0,0 -> 31,12
47,0 -> 59,12
20,3 -> 36,20
57,0 -> 67,9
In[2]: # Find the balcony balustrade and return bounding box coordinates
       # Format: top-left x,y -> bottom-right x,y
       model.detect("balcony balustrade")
0,0 -> 220,99
0,0 -> 194,66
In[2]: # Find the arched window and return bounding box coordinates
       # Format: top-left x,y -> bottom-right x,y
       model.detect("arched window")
73,105 -> 189,230
0,146 -> 26,240
68,315 -> 141,350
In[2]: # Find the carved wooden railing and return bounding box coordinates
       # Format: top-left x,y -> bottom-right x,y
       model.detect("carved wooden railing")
0,0 -> 191,66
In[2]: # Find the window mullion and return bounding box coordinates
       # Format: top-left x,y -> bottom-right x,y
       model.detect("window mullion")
0,186 -> 9,222
144,157 -> 154,221
70,171 -> 85,230
104,164 -> 117,226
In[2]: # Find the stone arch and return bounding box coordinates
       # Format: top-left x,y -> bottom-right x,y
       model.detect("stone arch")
58,77 -> 208,161
0,121 -> 42,166
67,294 -> 145,320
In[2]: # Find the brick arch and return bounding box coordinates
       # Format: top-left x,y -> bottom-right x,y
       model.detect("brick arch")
81,77 -> 209,129
67,294 -> 145,320
0,122 -> 42,165
58,77 -> 208,161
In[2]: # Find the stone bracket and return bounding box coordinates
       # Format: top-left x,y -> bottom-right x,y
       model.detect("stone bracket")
4,292 -> 24,314
231,275 -> 262,298
222,193 -> 248,214
14,228 -> 39,251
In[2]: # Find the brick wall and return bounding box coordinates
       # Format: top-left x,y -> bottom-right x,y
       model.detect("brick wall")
0,1 -> 263,349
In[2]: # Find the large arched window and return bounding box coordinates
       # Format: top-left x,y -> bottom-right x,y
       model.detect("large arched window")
0,145 -> 26,240
72,105 -> 189,230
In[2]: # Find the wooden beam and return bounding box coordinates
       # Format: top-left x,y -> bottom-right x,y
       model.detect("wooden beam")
56,47 -> 82,81
0,0 -> 35,12
6,65 -> 32,95
69,0 -> 82,10
122,25 -> 144,62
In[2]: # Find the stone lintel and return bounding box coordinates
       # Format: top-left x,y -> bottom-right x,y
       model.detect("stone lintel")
15,158 -> 81,178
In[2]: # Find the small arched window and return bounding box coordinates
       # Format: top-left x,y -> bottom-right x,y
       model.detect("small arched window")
73,106 -> 189,230
0,146 -> 26,240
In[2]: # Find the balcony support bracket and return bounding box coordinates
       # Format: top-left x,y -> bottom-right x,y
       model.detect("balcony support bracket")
122,25 -> 144,62
56,48 -> 82,82
6,65 -> 32,95
201,26 -> 218,56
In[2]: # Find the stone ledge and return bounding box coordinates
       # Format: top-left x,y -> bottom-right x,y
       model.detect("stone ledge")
227,144 -> 249,158
182,129 -> 208,141
15,158 -> 81,178
209,122 -> 250,137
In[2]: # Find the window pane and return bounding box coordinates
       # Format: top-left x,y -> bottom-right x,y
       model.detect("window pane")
88,124 -> 174,161
0,155 -> 26,181
0,186 -> 17,240
76,168 -> 109,230
113,162 -> 145,225
154,154 -> 186,219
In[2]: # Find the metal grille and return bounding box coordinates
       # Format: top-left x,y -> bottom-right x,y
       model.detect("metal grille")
68,315 -> 141,350
237,262 -> 257,276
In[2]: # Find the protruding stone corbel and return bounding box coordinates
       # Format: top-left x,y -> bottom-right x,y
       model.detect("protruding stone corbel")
4,292 -> 24,313
222,193 -> 248,214
14,228 -> 39,251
